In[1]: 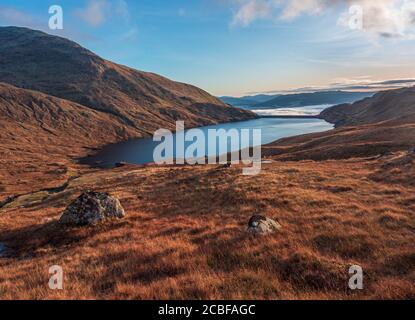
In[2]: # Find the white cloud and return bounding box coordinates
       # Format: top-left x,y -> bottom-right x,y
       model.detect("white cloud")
0,4 -> 104,42
122,27 -> 138,41
337,0 -> 415,39
279,0 -> 328,20
74,0 -> 131,27
75,0 -> 108,27
0,6 -> 38,27
249,77 -> 415,95
231,0 -> 272,27
230,0 -> 415,39
115,0 -> 130,21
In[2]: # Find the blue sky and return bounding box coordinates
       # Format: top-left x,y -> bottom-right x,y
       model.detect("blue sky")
1,0 -> 415,96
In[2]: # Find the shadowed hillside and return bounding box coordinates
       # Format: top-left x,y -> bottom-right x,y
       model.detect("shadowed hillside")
0,27 -> 255,196
0,27 -> 255,136
320,86 -> 415,127
0,82 -> 134,195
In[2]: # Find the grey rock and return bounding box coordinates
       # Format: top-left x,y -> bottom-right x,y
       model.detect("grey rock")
247,215 -> 281,235
59,191 -> 125,226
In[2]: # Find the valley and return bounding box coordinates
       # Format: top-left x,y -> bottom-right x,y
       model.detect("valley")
0,26 -> 414,300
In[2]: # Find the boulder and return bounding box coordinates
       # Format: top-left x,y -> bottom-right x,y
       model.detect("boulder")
59,191 -> 125,226
247,215 -> 281,235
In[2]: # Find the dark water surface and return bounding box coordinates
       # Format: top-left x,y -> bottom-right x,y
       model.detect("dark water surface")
83,118 -> 333,168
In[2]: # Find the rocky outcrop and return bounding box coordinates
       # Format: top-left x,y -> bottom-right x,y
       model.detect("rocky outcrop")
59,191 -> 125,226
247,215 -> 281,235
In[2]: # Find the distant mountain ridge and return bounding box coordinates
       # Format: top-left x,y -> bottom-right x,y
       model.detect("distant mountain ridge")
220,91 -> 375,109
264,86 -> 415,160
0,27 -> 255,138
220,94 -> 277,107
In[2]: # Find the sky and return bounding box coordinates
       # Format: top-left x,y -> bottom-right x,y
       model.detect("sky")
1,0 -> 415,96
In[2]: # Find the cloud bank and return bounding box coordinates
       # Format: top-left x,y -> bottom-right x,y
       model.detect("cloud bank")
247,78 -> 415,95
0,6 -> 40,28
75,0 -> 108,27
231,0 -> 272,26
74,0 -> 130,27
230,0 -> 415,39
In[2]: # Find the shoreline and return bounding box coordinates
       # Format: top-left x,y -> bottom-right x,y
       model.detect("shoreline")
80,115 -> 333,168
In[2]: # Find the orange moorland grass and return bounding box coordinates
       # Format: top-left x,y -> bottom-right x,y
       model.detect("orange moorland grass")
1,156 -> 414,300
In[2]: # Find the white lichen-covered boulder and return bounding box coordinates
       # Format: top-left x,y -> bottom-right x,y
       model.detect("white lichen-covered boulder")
59,191 -> 125,226
247,215 -> 281,235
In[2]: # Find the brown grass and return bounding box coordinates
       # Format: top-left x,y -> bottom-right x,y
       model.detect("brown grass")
1,27 -> 414,301
1,159 -> 414,300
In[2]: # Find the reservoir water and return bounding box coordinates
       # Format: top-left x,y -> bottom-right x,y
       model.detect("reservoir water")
84,117 -> 333,168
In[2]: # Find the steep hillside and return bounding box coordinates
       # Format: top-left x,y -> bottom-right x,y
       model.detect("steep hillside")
0,82 -> 135,195
320,87 -> 415,127
0,27 -> 255,136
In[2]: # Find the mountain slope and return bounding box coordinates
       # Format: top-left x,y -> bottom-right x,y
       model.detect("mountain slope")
264,114 -> 415,160
0,82 -> 137,195
264,87 -> 415,160
0,27 -> 255,136
320,86 -> 415,127
0,82 -> 132,144
252,91 -> 375,109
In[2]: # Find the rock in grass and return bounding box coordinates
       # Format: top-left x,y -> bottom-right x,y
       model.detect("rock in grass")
59,191 -> 125,226
247,215 -> 281,235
